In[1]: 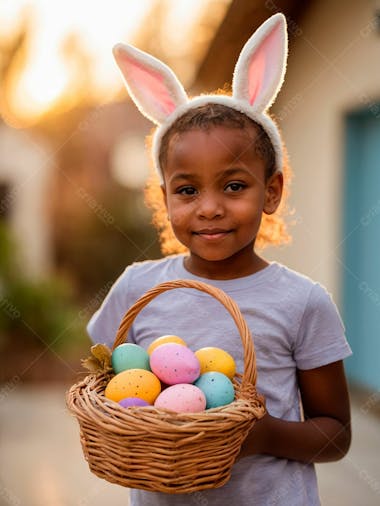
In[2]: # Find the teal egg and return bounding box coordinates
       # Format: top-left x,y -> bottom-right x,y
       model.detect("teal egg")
194,372 -> 235,409
111,343 -> 151,374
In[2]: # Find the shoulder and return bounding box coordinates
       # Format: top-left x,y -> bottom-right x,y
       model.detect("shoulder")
126,254 -> 182,282
271,264 -> 350,368
275,261 -> 315,286
273,263 -> 326,309
273,262 -> 326,299
122,254 -> 184,300
273,262 -> 342,323
86,255 -> 183,346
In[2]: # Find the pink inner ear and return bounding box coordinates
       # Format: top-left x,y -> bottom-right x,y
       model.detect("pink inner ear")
248,22 -> 282,106
121,54 -> 177,117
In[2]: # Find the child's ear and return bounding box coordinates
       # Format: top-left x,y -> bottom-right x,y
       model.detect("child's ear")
263,171 -> 283,215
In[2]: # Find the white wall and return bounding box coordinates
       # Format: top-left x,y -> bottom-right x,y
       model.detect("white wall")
0,125 -> 53,278
265,0 -> 380,303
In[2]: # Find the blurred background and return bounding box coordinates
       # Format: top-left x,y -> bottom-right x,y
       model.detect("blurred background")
0,0 -> 380,504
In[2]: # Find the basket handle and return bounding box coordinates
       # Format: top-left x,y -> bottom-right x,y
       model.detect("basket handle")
113,279 -> 257,388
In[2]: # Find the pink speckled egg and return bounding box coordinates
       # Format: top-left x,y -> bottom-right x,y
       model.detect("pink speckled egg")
154,384 -> 206,413
150,343 -> 200,385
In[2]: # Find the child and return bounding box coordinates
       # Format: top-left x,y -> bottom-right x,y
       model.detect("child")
87,13 -> 352,505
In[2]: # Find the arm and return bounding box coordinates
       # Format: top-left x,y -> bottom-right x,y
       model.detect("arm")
239,360 -> 351,463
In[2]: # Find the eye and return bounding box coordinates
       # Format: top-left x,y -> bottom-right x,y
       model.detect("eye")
176,186 -> 198,196
225,182 -> 246,192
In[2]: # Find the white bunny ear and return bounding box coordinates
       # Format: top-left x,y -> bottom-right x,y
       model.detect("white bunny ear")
233,13 -> 287,112
113,43 -> 188,125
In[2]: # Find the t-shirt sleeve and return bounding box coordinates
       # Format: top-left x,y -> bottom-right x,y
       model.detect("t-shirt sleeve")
86,266 -> 136,348
294,283 -> 352,370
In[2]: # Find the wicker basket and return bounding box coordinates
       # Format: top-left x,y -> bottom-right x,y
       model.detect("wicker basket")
66,279 -> 266,494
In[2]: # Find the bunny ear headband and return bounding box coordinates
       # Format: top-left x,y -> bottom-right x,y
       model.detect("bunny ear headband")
113,13 -> 288,183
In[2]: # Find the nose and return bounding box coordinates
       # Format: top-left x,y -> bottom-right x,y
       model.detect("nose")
196,190 -> 224,219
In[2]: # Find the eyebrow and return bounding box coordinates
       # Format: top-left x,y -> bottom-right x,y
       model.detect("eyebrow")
169,167 -> 252,184
218,167 -> 253,179
168,172 -> 195,184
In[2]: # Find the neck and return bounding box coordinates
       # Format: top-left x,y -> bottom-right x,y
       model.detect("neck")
183,247 -> 269,280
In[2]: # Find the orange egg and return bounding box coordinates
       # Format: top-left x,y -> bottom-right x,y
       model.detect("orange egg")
194,347 -> 236,379
147,335 -> 187,355
105,369 -> 161,404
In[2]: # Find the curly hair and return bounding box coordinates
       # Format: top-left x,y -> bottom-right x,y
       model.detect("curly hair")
144,102 -> 293,255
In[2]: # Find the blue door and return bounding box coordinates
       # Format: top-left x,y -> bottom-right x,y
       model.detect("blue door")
342,109 -> 380,390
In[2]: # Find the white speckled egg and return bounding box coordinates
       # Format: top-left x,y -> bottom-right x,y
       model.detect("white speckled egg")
194,372 -> 235,409
150,343 -> 200,385
154,384 -> 206,413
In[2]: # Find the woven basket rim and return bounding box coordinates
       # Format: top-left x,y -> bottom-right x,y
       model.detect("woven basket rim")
67,370 -> 265,429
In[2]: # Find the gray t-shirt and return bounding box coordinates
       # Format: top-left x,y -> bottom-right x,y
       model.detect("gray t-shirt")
87,254 -> 352,506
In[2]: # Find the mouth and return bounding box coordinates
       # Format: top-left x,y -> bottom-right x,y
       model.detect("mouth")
193,229 -> 232,240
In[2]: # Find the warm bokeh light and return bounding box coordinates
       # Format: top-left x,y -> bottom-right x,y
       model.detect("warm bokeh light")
1,0 -> 153,124
0,0 -> 231,126
10,52 -> 69,119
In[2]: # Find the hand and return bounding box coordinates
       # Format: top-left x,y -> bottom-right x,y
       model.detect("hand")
237,410 -> 273,460
236,361 -> 352,464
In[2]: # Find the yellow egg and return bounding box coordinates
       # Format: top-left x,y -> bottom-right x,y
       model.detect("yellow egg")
147,335 -> 187,355
194,347 -> 236,379
105,369 -> 161,404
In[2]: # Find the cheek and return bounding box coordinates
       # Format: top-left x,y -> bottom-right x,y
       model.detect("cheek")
167,201 -> 191,227
231,195 -> 263,220
170,210 -> 188,229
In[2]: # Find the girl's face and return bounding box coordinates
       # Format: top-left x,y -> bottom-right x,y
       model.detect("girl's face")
161,125 -> 283,279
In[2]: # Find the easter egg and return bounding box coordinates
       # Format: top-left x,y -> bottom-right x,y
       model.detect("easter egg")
111,343 -> 150,374
195,347 -> 236,379
150,343 -> 200,385
147,335 -> 187,355
118,397 -> 151,408
154,384 -> 206,413
105,369 -> 161,404
194,372 -> 235,409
